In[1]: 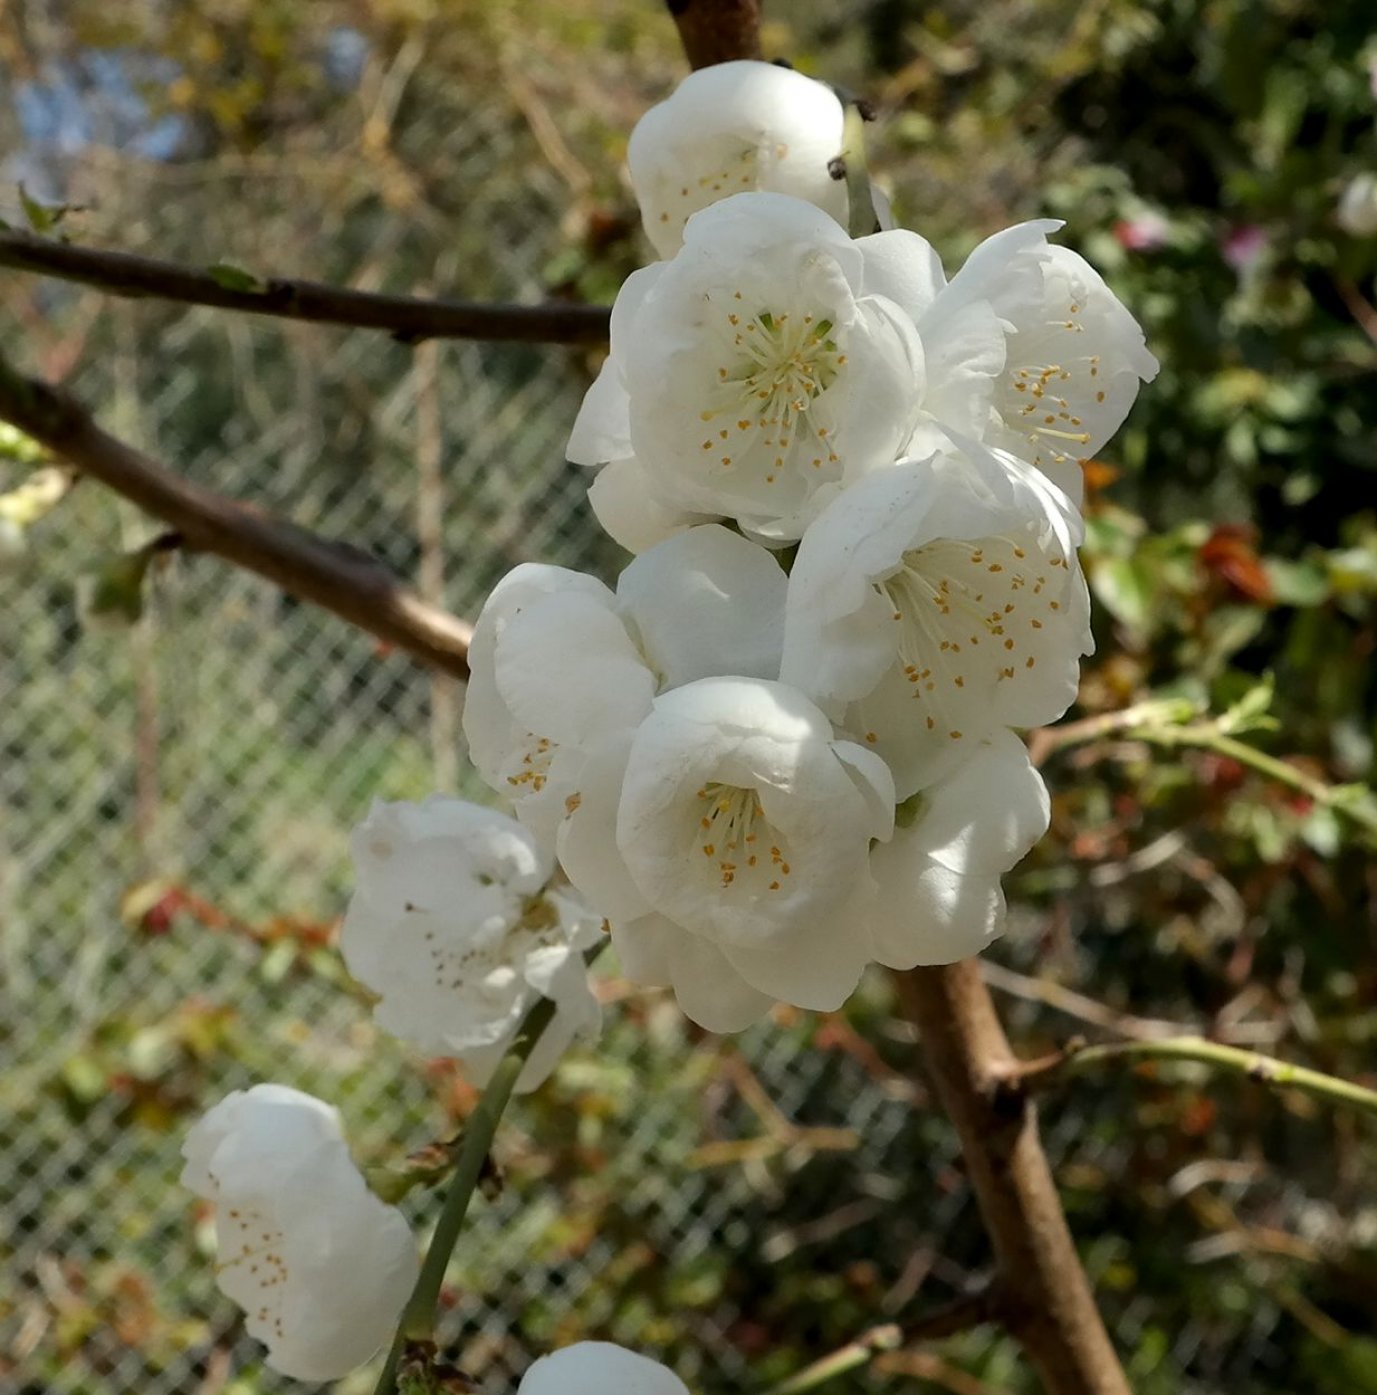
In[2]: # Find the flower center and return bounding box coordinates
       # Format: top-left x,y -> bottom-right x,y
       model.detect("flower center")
694,781 -> 792,892
877,535 -> 1065,739
698,306 -> 846,484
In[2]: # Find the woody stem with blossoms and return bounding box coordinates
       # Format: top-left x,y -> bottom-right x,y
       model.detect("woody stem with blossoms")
179,50 -> 1157,1394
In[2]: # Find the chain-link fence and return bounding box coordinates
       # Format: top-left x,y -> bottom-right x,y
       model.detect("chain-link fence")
5,17 -> 1371,1395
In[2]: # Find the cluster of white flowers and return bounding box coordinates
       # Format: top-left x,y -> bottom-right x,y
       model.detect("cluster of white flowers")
184,802 -> 606,1376
182,59 -> 1158,1389
467,59 -> 1157,1030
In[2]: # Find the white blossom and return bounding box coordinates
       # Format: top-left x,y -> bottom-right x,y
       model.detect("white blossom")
928,221 -> 1157,499
1338,172 -> 1377,237
569,192 -> 925,543
558,676 -> 895,1028
180,1084 -> 418,1382
520,1341 -> 689,1395
340,797 -> 602,1093
462,525 -> 788,843
628,59 -> 847,259
869,730 -> 1050,966
781,438 -> 1091,799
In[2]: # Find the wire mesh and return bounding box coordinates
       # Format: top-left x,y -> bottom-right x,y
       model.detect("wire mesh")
0,30 -> 1351,1395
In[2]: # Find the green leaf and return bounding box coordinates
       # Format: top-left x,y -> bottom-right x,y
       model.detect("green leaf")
1091,555 -> 1155,636
1219,673 -> 1277,734
61,1052 -> 107,1103
76,548 -> 156,632
1265,556 -> 1330,606
206,261 -> 267,293
18,182 -> 73,233
0,422 -> 51,466
258,939 -> 296,984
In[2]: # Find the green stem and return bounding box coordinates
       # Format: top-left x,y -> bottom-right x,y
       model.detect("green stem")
1136,727 -> 1377,840
764,1325 -> 902,1395
371,977 -> 575,1395
1022,1036 -> 1377,1118
840,105 -> 879,239
761,1291 -> 1000,1395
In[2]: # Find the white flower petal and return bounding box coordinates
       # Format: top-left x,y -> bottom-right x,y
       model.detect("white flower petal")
783,443 -> 1089,798
623,192 -> 924,539
520,1341 -> 689,1395
568,265 -> 667,467
616,909 -> 804,1031
340,798 -> 601,1090
587,455 -> 719,555
668,925 -> 779,1031
496,588 -> 657,745
856,228 -> 947,321
721,906 -> 869,1011
926,219 -> 1064,331
617,524 -> 788,688
867,732 -> 1049,967
556,734 -> 654,923
628,60 -> 847,259
463,563 -> 613,808
616,677 -> 889,957
986,243 -> 1159,500
181,1085 -> 418,1383
870,854 -> 1006,968
927,223 -> 1157,501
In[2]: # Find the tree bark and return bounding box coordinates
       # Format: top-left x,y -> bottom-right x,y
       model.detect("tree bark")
662,3 -> 1136,1388
896,962 -> 1131,1395
667,0 -> 762,70
0,349 -> 473,678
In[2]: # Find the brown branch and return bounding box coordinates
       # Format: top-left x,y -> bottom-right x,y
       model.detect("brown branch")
0,348 -> 472,678
0,228 -> 611,345
656,1 -> 1133,1388
896,963 -> 1131,1395
667,0 -> 762,70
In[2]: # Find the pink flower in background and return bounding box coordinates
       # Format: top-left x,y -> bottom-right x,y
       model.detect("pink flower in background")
1222,224 -> 1268,273
1114,211 -> 1171,252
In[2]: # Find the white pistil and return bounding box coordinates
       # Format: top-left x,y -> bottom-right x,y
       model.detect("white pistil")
699,307 -> 845,481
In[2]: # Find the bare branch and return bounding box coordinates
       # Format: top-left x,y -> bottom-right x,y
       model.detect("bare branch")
0,348 -> 472,678
998,1035 -> 1377,1119
765,1290 -> 1003,1395
667,0 -> 762,70
656,1 -> 1132,1388
896,963 -> 1132,1395
0,228 -> 611,345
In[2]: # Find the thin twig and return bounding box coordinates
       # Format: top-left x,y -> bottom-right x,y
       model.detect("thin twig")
0,228 -> 611,345
1138,727 -> 1377,841
374,945 -> 606,1395
0,347 -> 473,677
1034,698 -> 1377,843
764,1290 -> 1002,1395
1332,274 -> 1377,349
978,960 -> 1284,1047
1000,1035 -> 1377,1118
